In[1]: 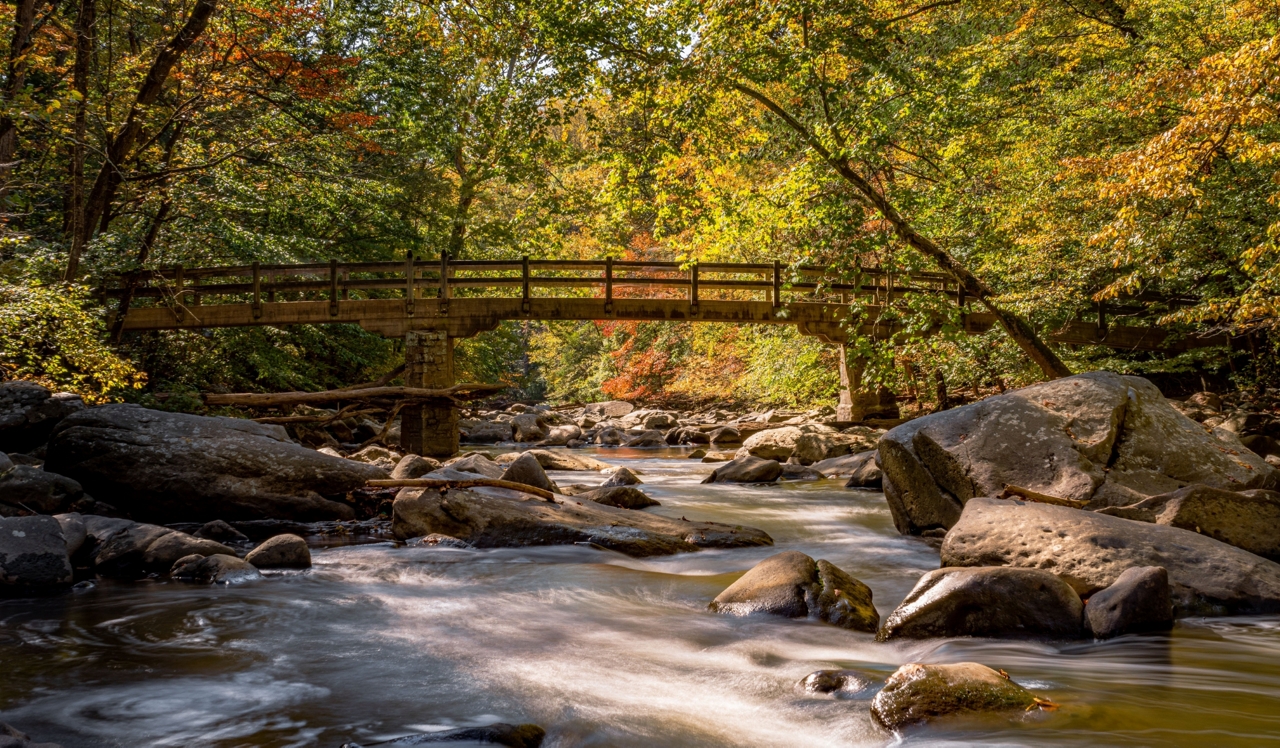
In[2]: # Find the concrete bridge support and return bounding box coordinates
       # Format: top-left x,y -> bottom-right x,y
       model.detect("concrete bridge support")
401,328 -> 459,458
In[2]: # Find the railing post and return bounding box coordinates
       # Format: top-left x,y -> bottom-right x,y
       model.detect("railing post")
404,251 -> 416,316
329,258 -> 339,316
1097,300 -> 1108,338
605,256 -> 613,313
522,255 -> 531,313
172,265 -> 185,321
690,261 -> 699,315
252,262 -> 262,319
772,260 -> 781,309
957,283 -> 966,309
439,250 -> 450,313
342,270 -> 350,300
192,273 -> 201,307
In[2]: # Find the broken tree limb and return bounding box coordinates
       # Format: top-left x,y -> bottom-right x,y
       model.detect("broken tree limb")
999,484 -> 1089,508
367,477 -> 557,502
202,383 -> 505,408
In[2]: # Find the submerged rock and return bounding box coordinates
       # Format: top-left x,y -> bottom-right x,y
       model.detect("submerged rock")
797,669 -> 875,698
701,455 -> 782,484
0,515 -> 72,591
45,405 -> 379,522
942,497 -> 1280,617
392,486 -> 772,557
870,663 -> 1041,731
709,550 -> 879,632
1084,566 -> 1173,639
878,567 -> 1084,641
245,533 -> 311,568
342,723 -> 546,747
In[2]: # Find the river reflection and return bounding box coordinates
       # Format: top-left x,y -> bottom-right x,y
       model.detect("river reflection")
3,448 -> 1280,746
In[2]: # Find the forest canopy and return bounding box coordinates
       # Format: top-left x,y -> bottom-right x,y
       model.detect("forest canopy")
0,0 -> 1276,405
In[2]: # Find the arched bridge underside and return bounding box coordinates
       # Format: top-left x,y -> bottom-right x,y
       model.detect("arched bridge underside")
105,255 -> 1226,456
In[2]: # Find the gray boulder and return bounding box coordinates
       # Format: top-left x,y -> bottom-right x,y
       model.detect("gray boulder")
0,515 -> 72,590
392,486 -> 772,557
595,427 -> 626,446
511,413 -> 548,442
702,455 -> 783,484
391,454 -> 441,480
877,372 -> 1276,535
709,550 -> 879,632
1099,484 -> 1280,560
500,453 -> 557,493
709,426 -> 742,446
170,552 -> 263,584
811,450 -> 875,478
195,519 -> 251,545
1084,566 -> 1173,639
602,467 -> 642,487
0,382 -> 84,453
522,450 -> 612,472
624,430 -> 666,447
440,453 -> 505,479
91,522 -> 173,577
54,513 -> 87,557
245,533 -> 311,568
142,531 -> 237,571
942,497 -> 1280,617
577,486 -> 659,509
0,465 -> 86,516
45,405 -> 380,522
538,424 -> 582,447
460,420 -> 513,444
870,663 -> 1041,730
792,431 -> 875,465
877,567 -> 1084,641
779,464 -> 824,481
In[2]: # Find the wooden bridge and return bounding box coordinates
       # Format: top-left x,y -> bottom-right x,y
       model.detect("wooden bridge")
104,254 -> 1226,456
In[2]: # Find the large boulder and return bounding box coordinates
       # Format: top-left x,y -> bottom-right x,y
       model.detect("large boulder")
442,453 -> 505,479
0,382 -> 84,453
0,515 -> 72,590
460,420 -> 513,444
511,413 -> 548,442
942,497 -> 1280,617
391,486 -> 772,557
701,455 -> 783,484
877,372 -> 1275,535
244,533 -> 311,568
877,567 -> 1084,641
623,430 -> 666,447
45,405 -> 380,522
1099,485 -> 1280,560
141,531 -> 237,572
709,550 -> 879,632
792,431 -> 876,466
740,425 -> 834,461
391,454 -> 440,480
1084,566 -> 1173,639
500,453 -> 557,493
538,424 -> 582,447
870,663 -> 1041,731
0,465 -> 87,516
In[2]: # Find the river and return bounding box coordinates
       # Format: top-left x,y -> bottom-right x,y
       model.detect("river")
3,447 -> 1280,747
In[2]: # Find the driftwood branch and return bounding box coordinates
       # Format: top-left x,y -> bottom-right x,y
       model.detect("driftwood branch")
203,383 -> 505,408
999,485 -> 1088,509
368,477 -> 557,502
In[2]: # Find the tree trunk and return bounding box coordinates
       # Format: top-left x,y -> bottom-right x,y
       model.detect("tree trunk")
733,83 -> 1073,381
64,0 -> 94,281
0,0 -> 39,201
449,181 -> 474,256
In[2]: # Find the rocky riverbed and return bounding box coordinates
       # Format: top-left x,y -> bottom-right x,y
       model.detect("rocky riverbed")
3,374 -> 1280,746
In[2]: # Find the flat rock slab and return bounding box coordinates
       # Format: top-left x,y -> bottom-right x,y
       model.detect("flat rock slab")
392,486 -> 772,557
45,404 -> 382,523
942,497 -> 1280,617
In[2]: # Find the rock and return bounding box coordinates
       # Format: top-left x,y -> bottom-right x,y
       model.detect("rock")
578,486 -> 659,509
779,464 -> 825,481
538,424 -> 582,447
942,497 -> 1280,616
811,450 -> 875,478
142,531 -> 237,571
45,405 -> 379,522
792,432 -> 874,465
0,465 -> 86,515
170,553 -> 263,584
392,486 -> 772,557
876,372 -> 1276,536
688,448 -> 708,459
709,550 -> 878,632
0,452 -> 11,472
1242,434 -> 1280,459
670,427 -> 710,445
624,430 -> 666,447
460,420 -> 513,444
877,567 -> 1084,641
341,723 -> 546,747
0,515 -> 72,590
0,382 -> 85,454
0,721 -> 64,748
1099,484 -> 1280,560
317,446 -> 343,458
700,451 -> 736,463
602,467 -> 642,487
500,453 -> 557,493
584,400 -> 634,418
842,452 -> 883,489
195,519 -> 251,545
709,426 -> 742,446
642,412 -> 679,430
1084,566 -> 1173,639
443,453 -> 505,479
797,670 -> 874,697
594,427 -> 626,446
407,533 -> 475,549
1186,392 -> 1222,411
244,533 -> 311,568
511,413 -> 548,442
870,663 -> 1040,730
392,454 -> 441,480
348,445 -> 401,469
741,426 -> 807,461
522,449 -> 613,472
54,513 -> 87,557
701,455 -> 782,484
91,522 -> 174,577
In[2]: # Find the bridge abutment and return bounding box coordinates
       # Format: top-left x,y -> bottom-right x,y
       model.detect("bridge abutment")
401,328 -> 459,458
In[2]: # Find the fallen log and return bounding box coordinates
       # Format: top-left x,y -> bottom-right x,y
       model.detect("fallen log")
999,484 -> 1089,509
203,383 -> 505,408
367,477 -> 557,502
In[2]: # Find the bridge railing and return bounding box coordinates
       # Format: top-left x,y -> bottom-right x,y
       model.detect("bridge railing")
103,254 -> 971,311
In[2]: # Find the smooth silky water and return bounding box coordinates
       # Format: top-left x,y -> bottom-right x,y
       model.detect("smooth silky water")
3,447 -> 1280,747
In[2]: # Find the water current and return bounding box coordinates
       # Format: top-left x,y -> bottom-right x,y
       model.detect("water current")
3,447 -> 1280,747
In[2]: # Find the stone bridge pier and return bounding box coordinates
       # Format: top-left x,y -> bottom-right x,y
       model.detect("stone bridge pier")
401,329 -> 459,458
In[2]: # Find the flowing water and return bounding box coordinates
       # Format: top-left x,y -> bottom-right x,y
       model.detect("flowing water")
4,447 -> 1280,747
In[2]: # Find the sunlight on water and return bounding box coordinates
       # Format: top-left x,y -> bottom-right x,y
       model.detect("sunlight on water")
4,448 -> 1280,746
